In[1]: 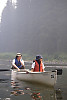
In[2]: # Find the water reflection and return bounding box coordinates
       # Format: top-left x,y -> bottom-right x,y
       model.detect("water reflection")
11,81 -> 43,99
31,92 -> 42,100
0,79 -> 9,83
11,80 -> 63,100
56,89 -> 63,100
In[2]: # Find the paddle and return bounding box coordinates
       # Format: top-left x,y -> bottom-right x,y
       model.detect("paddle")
0,69 -> 30,73
0,69 -> 11,71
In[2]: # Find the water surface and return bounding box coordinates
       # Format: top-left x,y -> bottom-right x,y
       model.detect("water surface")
0,60 -> 67,100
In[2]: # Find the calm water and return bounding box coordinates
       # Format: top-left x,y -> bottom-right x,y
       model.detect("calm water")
0,60 -> 67,100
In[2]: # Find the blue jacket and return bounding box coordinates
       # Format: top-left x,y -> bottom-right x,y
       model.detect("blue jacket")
15,58 -> 22,68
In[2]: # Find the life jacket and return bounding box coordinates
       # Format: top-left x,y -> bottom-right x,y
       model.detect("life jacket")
34,60 -> 43,72
15,58 -> 22,68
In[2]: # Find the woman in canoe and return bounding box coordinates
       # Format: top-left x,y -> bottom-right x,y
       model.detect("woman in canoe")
12,53 -> 25,71
31,55 -> 45,72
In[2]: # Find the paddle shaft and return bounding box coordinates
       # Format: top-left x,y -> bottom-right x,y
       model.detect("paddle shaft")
0,69 -> 10,71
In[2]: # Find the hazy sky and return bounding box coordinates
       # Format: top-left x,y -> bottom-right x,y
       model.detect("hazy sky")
0,0 -> 17,22
0,0 -> 7,22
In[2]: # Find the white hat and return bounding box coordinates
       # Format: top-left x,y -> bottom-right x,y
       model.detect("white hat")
16,53 -> 22,57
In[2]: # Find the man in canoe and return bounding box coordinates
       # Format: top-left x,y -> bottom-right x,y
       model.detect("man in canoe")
31,55 -> 45,72
12,53 -> 25,71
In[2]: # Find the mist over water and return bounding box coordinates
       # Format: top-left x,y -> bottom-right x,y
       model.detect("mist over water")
0,1 -> 67,100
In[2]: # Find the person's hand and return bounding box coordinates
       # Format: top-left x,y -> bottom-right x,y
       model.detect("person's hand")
17,68 -> 20,71
40,59 -> 42,63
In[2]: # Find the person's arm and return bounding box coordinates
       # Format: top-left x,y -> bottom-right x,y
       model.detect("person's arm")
20,59 -> 25,69
31,68 -> 34,72
42,69 -> 44,72
31,62 -> 35,72
42,63 -> 45,72
12,59 -> 20,71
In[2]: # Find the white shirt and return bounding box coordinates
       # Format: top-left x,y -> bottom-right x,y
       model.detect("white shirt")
12,59 -> 24,65
31,62 -> 45,69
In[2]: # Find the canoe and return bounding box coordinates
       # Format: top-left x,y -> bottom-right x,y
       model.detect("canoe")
11,69 -> 57,87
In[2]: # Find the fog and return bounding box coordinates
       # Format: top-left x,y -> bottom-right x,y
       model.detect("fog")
0,0 -> 67,55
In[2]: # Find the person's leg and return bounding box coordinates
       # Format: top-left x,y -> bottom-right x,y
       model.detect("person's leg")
20,66 -> 24,69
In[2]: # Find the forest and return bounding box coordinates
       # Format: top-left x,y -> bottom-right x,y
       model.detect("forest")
0,0 -> 67,61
